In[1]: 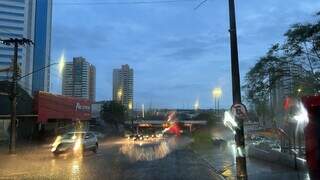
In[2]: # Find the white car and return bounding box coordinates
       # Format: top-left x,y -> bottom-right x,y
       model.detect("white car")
51,131 -> 98,156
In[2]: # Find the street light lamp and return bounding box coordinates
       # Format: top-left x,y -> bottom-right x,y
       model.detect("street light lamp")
194,98 -> 200,111
58,53 -> 65,74
212,87 -> 222,98
297,88 -> 302,93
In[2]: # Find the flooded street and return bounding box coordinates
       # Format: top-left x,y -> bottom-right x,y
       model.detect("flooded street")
0,130 -> 311,180
0,137 -> 222,180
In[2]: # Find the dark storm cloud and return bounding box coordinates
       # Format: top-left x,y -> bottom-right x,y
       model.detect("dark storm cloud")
52,24 -> 108,51
154,34 -> 229,62
162,46 -> 210,61
50,0 -> 320,108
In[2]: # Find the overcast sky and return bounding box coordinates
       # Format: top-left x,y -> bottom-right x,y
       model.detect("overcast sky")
50,0 -> 320,109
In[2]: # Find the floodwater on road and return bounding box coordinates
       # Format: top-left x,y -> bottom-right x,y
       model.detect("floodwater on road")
0,137 -> 222,180
0,133 -> 312,180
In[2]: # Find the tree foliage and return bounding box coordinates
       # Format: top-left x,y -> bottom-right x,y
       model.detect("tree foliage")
100,101 -> 127,130
243,12 -> 320,118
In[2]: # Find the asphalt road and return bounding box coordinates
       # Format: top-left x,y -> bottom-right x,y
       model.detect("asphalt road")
0,137 -> 223,180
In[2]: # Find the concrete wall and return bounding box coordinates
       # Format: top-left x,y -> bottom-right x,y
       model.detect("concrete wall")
247,145 -> 307,170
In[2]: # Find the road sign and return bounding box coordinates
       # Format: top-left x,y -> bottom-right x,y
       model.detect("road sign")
231,103 -> 247,119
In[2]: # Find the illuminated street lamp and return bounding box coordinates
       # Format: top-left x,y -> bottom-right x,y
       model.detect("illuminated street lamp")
212,87 -> 222,98
58,53 -> 65,74
142,104 -> 145,118
194,98 -> 200,111
297,88 -> 303,97
297,88 -> 302,93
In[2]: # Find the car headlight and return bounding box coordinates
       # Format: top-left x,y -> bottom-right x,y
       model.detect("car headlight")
51,136 -> 62,152
52,136 -> 62,147
51,145 -> 58,152
73,138 -> 82,152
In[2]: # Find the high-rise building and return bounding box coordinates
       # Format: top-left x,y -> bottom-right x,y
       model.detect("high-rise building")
270,63 -> 305,116
62,57 -> 96,102
32,0 -> 52,93
0,0 -> 52,95
113,64 -> 133,109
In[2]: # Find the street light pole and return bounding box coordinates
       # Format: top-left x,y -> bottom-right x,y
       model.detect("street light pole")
227,0 -> 248,179
217,97 -> 220,117
212,87 -> 222,117
214,97 -> 217,113
1,38 -> 33,154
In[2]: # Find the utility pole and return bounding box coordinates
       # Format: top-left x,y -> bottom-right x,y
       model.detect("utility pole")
1,38 -> 33,154
228,0 -> 248,179
217,97 -> 220,117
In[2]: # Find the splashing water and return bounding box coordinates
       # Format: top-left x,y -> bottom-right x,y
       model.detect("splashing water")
293,102 -> 309,134
120,137 -> 192,161
223,111 -> 238,134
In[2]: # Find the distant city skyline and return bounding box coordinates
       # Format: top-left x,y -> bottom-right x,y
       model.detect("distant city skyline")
50,0 -> 320,108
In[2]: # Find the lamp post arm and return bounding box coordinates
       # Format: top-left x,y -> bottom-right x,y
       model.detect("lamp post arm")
18,62 -> 58,80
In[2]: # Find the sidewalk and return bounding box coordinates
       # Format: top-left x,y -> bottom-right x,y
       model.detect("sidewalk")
0,140 -> 51,155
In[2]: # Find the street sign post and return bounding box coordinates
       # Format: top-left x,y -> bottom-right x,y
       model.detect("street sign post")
227,0 -> 248,178
231,103 -> 248,119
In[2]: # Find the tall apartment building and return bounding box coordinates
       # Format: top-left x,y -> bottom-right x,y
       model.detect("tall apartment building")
62,57 -> 96,102
270,63 -> 304,115
0,0 -> 52,95
113,64 -> 133,109
32,0 -> 52,93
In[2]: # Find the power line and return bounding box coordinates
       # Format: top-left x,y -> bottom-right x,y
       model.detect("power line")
194,0 -> 208,10
0,28 -> 22,39
54,0 -> 197,6
0,29 -> 14,38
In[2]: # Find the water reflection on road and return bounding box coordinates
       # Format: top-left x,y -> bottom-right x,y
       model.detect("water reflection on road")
70,158 -> 82,180
120,136 -> 192,161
